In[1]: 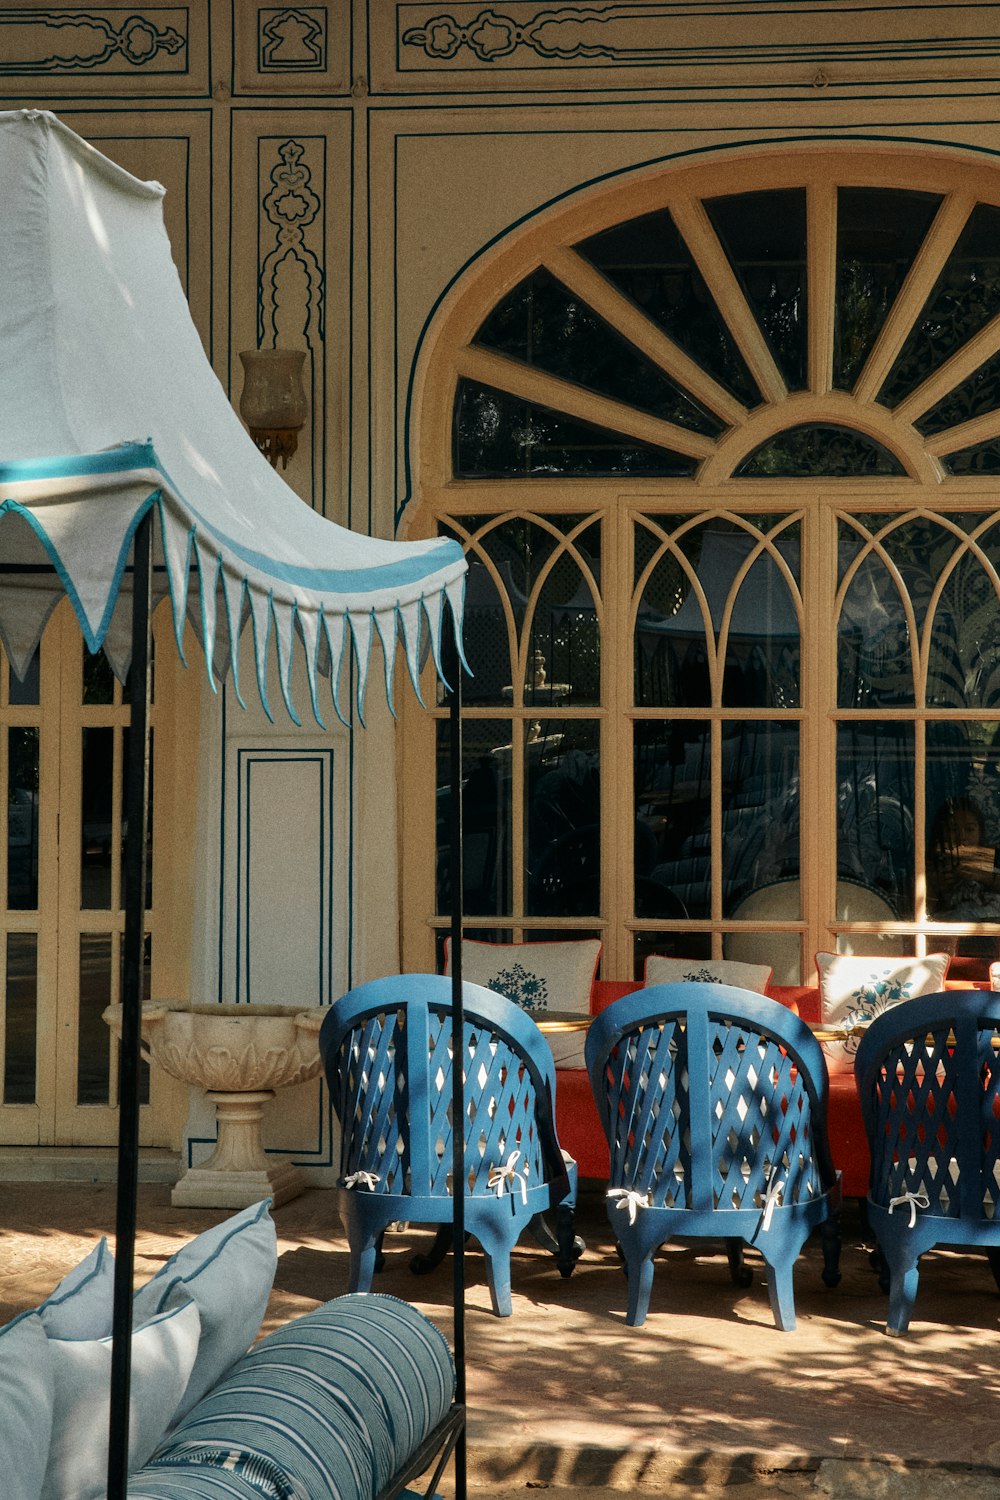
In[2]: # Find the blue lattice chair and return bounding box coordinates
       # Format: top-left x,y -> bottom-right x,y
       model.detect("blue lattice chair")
319,973 -> 579,1317
854,990 -> 1000,1335
585,982 -> 842,1329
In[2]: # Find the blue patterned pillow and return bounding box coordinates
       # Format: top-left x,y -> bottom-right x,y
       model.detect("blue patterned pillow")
147,1293 -> 455,1500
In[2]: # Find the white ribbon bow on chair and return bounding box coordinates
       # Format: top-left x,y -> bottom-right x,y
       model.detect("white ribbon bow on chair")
760,1174 -> 787,1233
343,1170 -> 380,1191
488,1151 -> 529,1205
607,1187 -> 651,1226
888,1190 -> 930,1228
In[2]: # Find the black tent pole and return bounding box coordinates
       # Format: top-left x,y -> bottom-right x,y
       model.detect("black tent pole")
107,507 -> 153,1500
444,610 -> 467,1500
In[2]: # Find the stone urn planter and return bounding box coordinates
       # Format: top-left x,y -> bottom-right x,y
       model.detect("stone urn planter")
103,1001 -> 326,1209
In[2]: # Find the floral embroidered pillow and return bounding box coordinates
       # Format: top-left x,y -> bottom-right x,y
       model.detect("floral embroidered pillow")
443,937 -> 601,1069
643,955 -> 772,994
816,952 -> 950,1075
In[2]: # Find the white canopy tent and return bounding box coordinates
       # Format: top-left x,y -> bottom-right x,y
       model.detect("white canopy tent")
0,109 -> 469,1500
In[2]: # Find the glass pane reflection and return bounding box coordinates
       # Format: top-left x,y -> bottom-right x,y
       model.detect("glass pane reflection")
634,722 -> 711,920
436,720 -> 513,918
4,933 -> 37,1104
926,723 -> 1000,960
78,933 -> 112,1104
526,720 -> 600,917
8,727 -> 39,910
837,722 -> 914,920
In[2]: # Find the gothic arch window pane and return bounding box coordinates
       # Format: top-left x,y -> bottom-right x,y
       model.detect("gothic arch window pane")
703,188 -> 808,392
475,268 -> 724,436
527,526 -> 601,710
720,526 -> 801,708
834,187 -> 941,391
576,209 -> 762,407
926,521 -> 1000,711
879,201 -> 1000,408
526,720 -> 601,917
454,379 -> 699,477
735,424 -> 905,477
722,721 -> 801,918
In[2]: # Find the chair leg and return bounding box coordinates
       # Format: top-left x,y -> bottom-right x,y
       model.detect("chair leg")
625,1252 -> 655,1327
987,1247 -> 1000,1294
349,1234 -> 381,1293
483,1246 -> 513,1317
411,1225 -> 453,1275
885,1253 -> 921,1337
763,1256 -> 797,1332
555,1203 -> 583,1278
820,1212 -> 842,1288
726,1238 -> 752,1288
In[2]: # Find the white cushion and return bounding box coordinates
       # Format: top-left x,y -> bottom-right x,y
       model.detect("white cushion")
445,937 -> 601,1069
817,951 -> 951,1075
37,1238 -> 114,1339
132,1198 -> 277,1423
41,1296 -> 201,1500
643,955 -> 773,994
0,1311 -> 53,1500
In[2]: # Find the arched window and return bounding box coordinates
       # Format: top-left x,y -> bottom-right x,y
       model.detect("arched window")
402,149 -> 1000,984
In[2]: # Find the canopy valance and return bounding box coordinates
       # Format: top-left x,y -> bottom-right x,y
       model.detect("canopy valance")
0,109 -> 466,716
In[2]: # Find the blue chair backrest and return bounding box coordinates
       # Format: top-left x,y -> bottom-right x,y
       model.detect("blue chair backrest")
585,982 -> 836,1211
854,990 -> 1000,1221
320,974 -> 567,1200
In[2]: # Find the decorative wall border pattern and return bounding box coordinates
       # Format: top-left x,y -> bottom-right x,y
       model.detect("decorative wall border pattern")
0,7 -> 187,74
396,2 -> 1000,71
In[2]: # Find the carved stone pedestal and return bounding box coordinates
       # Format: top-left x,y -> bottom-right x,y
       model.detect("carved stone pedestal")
171,1089 -> 305,1209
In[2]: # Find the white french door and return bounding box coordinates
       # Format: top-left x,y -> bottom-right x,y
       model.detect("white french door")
0,602 -> 190,1147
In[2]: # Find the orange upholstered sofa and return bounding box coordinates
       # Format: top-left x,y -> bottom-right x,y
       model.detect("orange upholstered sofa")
555,964 -> 991,1199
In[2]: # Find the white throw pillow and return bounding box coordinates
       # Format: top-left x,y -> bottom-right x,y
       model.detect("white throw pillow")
131,1198 -> 277,1423
643,955 -> 773,994
817,951 -> 951,1075
41,1296 -> 201,1500
38,1238 -> 114,1339
0,1311 -> 54,1500
445,937 -> 601,1069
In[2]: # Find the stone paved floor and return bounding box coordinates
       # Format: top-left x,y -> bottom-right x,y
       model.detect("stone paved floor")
3,1179 -> 1000,1495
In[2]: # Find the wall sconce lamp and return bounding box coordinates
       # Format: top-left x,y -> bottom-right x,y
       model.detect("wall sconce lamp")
238,348 -> 308,469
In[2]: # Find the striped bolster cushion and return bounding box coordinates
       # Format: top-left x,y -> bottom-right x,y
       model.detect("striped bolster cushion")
141,1294 -> 455,1500
128,1462 -> 291,1499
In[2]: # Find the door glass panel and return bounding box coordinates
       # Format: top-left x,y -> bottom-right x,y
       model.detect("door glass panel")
454,380 -> 699,478
8,727 -> 39,910
526,720 -> 600,916
528,529 -> 601,711
78,933 -> 112,1104
926,724 -> 1000,958
577,207 -> 762,407
835,187 -> 941,392
120,727 -> 154,910
917,347 -> 1000,437
721,529 -> 800,708
837,723 -> 914,919
81,727 -> 114,909
880,201 -> 1000,407
635,532 -> 709,709
437,719 -> 512,918
8,648 -> 40,707
83,650 -> 116,706
4,933 -> 37,1105
475,267 -> 724,436
723,721 -> 800,918
634,721 -> 711,921
704,188 -> 808,391
455,547 -> 512,708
